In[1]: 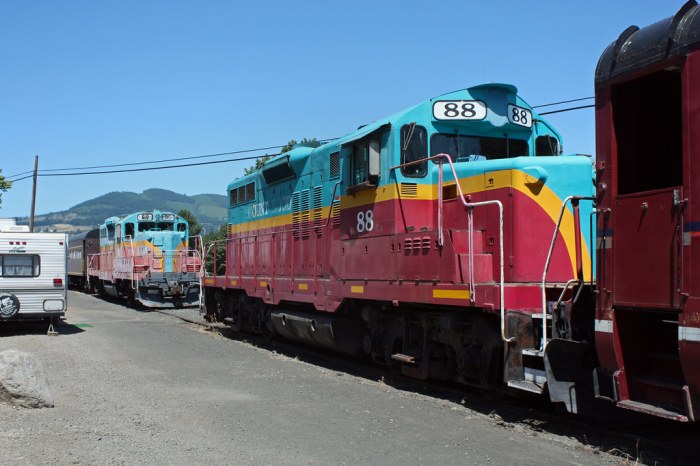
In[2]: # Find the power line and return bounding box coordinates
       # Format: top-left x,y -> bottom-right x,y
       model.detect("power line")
5,139 -> 337,180
539,104 -> 595,115
7,174 -> 33,182
37,152 -> 281,177
36,143 -> 328,173
532,96 -> 594,109
4,96 -> 597,182
5,170 -> 34,179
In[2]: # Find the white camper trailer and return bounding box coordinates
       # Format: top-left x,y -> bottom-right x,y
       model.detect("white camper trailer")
0,219 -> 68,320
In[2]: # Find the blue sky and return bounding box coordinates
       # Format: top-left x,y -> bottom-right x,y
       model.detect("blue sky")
0,0 -> 680,219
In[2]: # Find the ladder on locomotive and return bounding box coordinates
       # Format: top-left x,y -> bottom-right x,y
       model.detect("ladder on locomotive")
507,196 -> 595,395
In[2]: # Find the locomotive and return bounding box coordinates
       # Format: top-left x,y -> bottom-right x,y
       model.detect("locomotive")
72,210 -> 204,308
202,82 -> 596,397
201,0 -> 700,423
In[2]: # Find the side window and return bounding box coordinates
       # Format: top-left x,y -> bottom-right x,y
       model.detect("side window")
230,182 -> 256,206
1,255 -> 40,277
349,136 -> 381,191
536,135 -> 560,156
352,143 -> 368,186
107,225 -> 115,241
401,124 -> 427,177
125,222 -> 135,239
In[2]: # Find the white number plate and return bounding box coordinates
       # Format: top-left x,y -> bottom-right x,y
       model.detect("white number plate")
507,104 -> 532,128
433,100 -> 487,121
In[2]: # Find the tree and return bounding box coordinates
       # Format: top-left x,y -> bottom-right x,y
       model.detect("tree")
177,209 -> 202,236
243,155 -> 272,176
203,223 -> 228,275
0,170 -> 10,207
244,138 -> 321,175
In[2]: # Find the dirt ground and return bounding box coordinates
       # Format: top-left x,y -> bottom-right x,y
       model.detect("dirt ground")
0,292 -> 626,465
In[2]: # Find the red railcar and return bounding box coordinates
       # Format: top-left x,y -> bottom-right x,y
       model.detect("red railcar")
594,1 -> 700,421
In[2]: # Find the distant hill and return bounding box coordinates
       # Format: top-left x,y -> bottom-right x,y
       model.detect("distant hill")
18,188 -> 228,233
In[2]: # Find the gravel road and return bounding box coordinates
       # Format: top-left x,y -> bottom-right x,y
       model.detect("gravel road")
0,292 -> 622,465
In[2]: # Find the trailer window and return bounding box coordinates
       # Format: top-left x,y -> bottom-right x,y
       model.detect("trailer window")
1,255 -> 40,277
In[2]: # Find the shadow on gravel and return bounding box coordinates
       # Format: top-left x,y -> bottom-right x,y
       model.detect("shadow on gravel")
0,319 -> 85,337
215,327 -> 700,466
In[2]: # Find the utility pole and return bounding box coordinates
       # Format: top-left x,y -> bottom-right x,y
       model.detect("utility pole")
29,155 -> 38,232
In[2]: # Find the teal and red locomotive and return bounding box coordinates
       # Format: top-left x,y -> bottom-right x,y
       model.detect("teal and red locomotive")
84,210 -> 203,308
203,82 -> 597,400
202,2 -> 700,422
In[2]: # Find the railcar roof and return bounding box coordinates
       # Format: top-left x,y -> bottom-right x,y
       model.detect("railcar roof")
596,0 -> 700,85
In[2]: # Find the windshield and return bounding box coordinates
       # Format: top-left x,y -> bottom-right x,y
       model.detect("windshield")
430,134 -> 528,161
138,222 -> 175,232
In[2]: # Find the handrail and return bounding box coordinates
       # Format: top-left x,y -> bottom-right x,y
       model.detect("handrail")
540,195 -> 595,351
391,154 -> 510,343
125,235 -> 136,292
190,234 -> 205,309
88,248 -> 203,274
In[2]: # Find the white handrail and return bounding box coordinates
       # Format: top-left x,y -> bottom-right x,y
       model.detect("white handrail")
392,154 -> 510,343
540,196 -> 595,351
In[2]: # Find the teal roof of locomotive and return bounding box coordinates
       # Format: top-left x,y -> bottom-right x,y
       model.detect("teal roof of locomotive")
228,82 -> 559,193
101,209 -> 187,226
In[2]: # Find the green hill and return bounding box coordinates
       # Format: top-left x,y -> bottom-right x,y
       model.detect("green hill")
20,188 -> 228,233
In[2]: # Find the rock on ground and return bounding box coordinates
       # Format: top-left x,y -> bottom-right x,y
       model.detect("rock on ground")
0,349 -> 54,408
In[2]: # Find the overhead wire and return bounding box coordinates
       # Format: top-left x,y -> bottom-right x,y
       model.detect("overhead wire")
532,96 -> 594,109
3,96 -> 597,183
39,152 -> 282,177
539,104 -> 596,115
3,139 -> 337,182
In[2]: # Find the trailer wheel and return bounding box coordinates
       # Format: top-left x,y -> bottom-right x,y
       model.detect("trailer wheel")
0,294 -> 20,320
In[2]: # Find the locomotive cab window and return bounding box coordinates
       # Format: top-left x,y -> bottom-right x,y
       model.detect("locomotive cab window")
348,137 -> 381,192
612,70 -> 682,194
125,222 -> 135,239
401,124 -> 428,177
430,133 -> 528,161
536,135 -> 560,156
